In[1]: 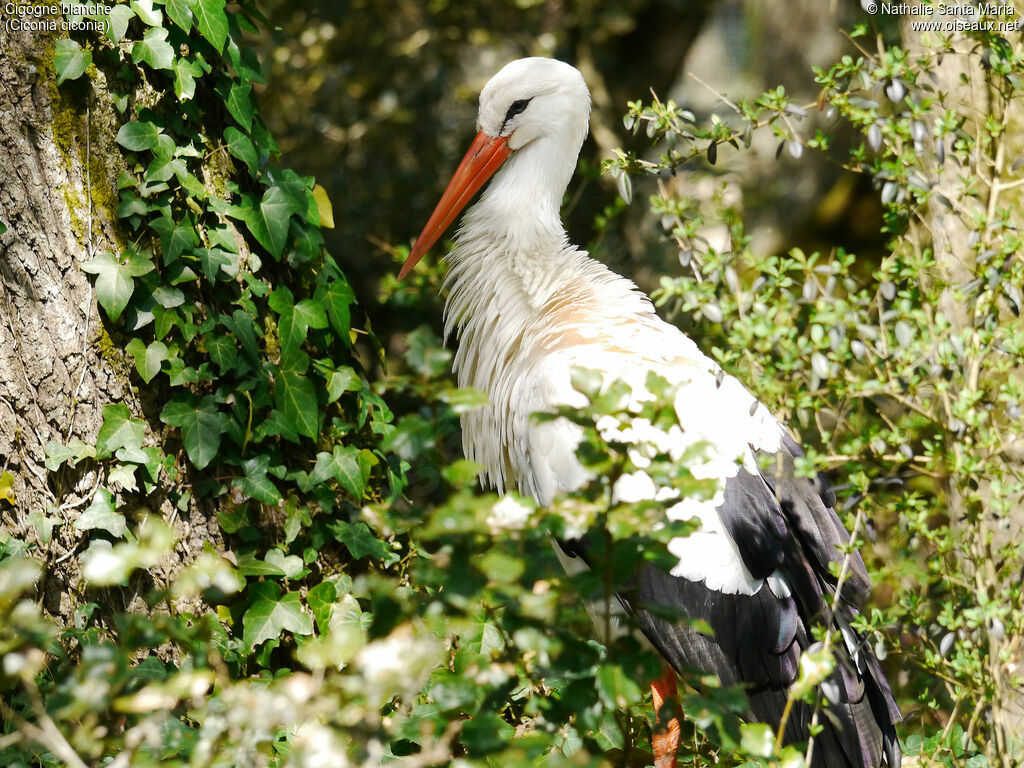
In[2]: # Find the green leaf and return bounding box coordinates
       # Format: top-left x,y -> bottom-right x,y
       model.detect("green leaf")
149,214 -> 197,265
305,582 -> 337,632
74,489 -> 127,538
116,121 -> 161,152
260,186 -> 300,257
172,57 -> 204,101
310,446 -> 363,498
54,39 -> 92,86
316,279 -> 355,340
461,713 -> 514,755
225,81 -> 253,132
243,582 -> 314,651
160,396 -> 223,470
238,456 -> 281,504
595,664 -> 643,710
405,326 -> 451,377
44,442 -> 76,471
264,548 -> 304,579
323,366 -> 360,403
224,126 -> 258,174
80,250 -> 154,321
106,5 -> 134,42
206,334 -> 237,374
125,338 -> 168,383
193,0 -> 228,52
197,247 -> 235,282
226,309 -> 260,363
96,404 -> 146,459
275,371 -> 318,439
44,439 -> 95,471
164,0 -> 192,31
329,521 -> 397,565
740,723 -> 776,758
27,510 -> 58,543
271,288 -> 327,360
132,27 -> 175,71
108,463 -> 138,492
129,0 -> 162,25
236,553 -> 286,577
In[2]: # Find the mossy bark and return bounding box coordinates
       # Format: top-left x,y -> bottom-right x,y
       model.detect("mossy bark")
0,25 -> 219,627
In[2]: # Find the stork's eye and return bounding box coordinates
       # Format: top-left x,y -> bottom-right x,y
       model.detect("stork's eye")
504,98 -> 531,123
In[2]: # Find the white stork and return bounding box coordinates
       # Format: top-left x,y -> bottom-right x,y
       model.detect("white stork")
399,57 -> 902,768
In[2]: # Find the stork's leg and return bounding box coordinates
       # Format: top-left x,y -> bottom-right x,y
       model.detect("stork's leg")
651,663 -> 680,768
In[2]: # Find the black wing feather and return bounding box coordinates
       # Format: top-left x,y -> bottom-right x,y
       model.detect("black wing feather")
557,438 -> 901,768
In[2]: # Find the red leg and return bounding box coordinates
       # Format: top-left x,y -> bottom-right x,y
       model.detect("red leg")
651,663 -> 681,768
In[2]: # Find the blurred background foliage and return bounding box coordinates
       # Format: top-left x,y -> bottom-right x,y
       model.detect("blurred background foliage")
4,0 -> 1024,767
252,0 -> 887,350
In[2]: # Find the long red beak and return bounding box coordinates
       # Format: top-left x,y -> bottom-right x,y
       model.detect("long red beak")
398,132 -> 513,280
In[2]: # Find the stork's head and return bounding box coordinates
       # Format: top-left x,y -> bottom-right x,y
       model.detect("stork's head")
476,57 -> 591,152
399,57 -> 591,280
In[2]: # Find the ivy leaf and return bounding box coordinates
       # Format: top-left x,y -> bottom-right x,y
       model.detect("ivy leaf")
197,247 -> 235,282
323,366 -> 361,403
132,27 -> 175,71
306,581 -> 338,631
129,0 -> 163,26
206,334 -> 238,374
237,456 -> 281,504
125,338 -> 169,383
74,489 -> 127,538
172,57 -> 204,101
225,309 -> 260,363
312,184 -> 334,229
242,582 -> 314,651
230,187 -> 303,259
108,463 -> 138,492
44,439 -> 96,471
116,121 -> 162,152
160,395 -> 223,470
96,404 -> 146,459
164,0 -> 192,32
236,553 -> 286,577
106,5 -> 135,43
149,215 -> 197,265
80,250 -> 154,321
270,288 -> 327,360
193,0 -> 228,53
316,279 -> 355,340
260,186 -> 301,258
310,445 -> 364,498
225,81 -> 253,132
329,521 -> 397,565
27,509 -> 58,543
54,39 -> 92,86
275,371 -> 318,439
224,127 -> 258,174
264,548 -> 305,579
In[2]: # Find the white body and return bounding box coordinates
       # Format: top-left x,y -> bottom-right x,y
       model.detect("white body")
438,60 -> 786,597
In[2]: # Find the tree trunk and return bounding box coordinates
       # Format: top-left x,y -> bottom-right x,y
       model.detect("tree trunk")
0,26 -> 217,625
899,19 -> 1024,762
